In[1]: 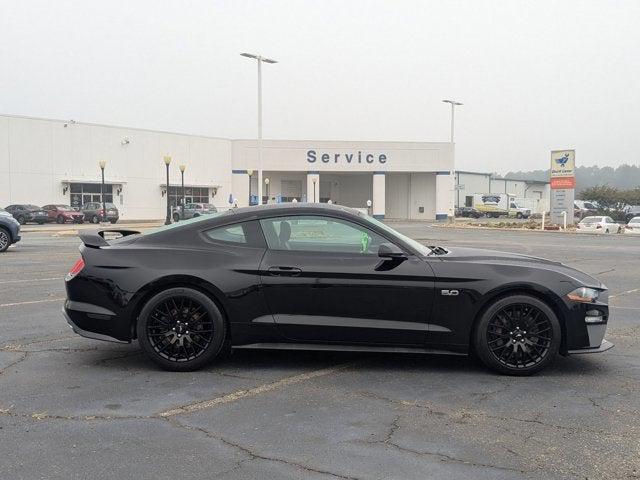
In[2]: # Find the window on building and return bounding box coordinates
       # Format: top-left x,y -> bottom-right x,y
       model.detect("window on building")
168,186 -> 209,208
280,179 -> 303,202
70,183 -> 113,208
465,196 -> 473,207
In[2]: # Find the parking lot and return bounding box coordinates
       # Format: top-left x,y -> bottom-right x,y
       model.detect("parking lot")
1,225 -> 639,480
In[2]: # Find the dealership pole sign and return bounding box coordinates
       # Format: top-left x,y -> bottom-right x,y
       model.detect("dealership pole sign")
550,150 -> 575,225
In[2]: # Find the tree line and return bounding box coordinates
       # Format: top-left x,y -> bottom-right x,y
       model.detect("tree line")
503,164 -> 640,191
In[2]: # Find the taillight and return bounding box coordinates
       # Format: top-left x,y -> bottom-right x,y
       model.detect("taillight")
596,224 -> 602,229
626,226 -> 633,230
66,258 -> 85,281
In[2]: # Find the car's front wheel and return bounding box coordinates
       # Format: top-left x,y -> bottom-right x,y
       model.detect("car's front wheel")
473,294 -> 561,375
137,287 -> 227,371
90,215 -> 99,224
0,227 -> 10,253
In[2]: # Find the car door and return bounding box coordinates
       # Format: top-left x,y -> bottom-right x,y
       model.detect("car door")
258,214 -> 435,345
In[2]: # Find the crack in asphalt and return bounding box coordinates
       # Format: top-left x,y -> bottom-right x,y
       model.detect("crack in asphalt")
0,351 -> 28,375
164,417 -> 363,480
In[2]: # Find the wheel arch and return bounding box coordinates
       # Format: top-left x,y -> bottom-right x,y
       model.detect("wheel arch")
128,274 -> 231,340
468,283 -> 569,355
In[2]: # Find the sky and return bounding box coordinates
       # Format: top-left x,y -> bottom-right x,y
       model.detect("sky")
1,0 -> 639,174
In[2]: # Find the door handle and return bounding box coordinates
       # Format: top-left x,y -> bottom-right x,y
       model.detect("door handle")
267,266 -> 302,276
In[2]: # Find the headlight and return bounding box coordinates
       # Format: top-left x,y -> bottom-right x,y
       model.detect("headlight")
567,287 -> 599,303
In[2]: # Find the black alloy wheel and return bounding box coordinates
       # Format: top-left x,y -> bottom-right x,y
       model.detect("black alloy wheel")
16,216 -> 26,225
56,215 -> 65,224
474,294 -> 561,375
137,288 -> 226,371
0,227 -> 10,252
91,215 -> 99,224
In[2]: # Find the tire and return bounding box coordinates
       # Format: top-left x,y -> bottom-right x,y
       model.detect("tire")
605,229 -> 609,234
16,216 -> 26,225
173,213 -> 181,222
516,212 -> 523,219
110,219 -> 117,224
0,227 -> 10,253
56,215 -> 65,224
91,215 -> 99,224
473,294 -> 561,375
137,287 -> 227,371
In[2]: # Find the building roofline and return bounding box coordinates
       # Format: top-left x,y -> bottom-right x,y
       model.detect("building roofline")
0,113 -> 450,146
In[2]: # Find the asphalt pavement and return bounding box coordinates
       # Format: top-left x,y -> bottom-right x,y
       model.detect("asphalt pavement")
1,225 -> 638,480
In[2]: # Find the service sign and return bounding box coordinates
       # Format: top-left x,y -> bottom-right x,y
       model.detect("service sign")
550,150 -> 575,178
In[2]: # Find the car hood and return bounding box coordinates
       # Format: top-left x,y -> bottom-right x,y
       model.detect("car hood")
440,246 -> 603,289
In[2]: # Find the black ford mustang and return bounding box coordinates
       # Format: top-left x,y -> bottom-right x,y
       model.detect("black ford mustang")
63,203 -> 612,375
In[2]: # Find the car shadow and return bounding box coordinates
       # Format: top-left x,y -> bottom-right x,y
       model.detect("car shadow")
89,343 -> 613,378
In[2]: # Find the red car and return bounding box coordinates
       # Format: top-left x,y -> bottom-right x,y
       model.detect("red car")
43,204 -> 85,224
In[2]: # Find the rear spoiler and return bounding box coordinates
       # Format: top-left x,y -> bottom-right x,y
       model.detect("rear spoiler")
78,229 -> 141,248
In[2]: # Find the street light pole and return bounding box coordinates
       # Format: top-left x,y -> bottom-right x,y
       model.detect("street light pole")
442,99 -> 463,216
164,155 -> 172,225
247,169 -> 253,206
179,164 -> 186,220
98,160 -> 106,223
240,53 -> 278,205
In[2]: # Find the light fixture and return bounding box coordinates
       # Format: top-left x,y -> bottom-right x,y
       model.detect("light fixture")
98,160 -> 106,169
179,164 -> 186,173
164,155 -> 172,165
264,177 -> 270,185
247,169 -> 254,176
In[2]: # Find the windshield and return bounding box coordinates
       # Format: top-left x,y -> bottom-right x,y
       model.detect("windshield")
359,214 -> 433,256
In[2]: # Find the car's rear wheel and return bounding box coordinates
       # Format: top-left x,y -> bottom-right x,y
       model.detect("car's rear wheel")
91,215 -> 99,224
137,288 -> 226,371
473,294 -> 561,375
110,219 -> 117,224
173,212 -> 180,222
0,227 -> 10,252
56,215 -> 65,224
16,216 -> 26,225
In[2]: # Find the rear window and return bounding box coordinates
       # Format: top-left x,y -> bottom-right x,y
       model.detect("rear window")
144,210 -> 231,236
204,224 -> 247,244
580,216 -> 603,223
629,217 -> 640,224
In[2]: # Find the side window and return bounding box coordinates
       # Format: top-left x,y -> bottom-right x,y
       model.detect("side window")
259,215 -> 387,254
204,224 -> 248,244
606,217 -> 613,223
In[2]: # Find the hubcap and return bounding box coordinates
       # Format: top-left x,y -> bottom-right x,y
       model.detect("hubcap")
146,296 -> 214,362
487,303 -> 552,368
0,231 -> 8,250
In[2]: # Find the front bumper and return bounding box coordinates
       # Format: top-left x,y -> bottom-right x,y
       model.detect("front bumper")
63,301 -> 130,344
568,339 -> 614,354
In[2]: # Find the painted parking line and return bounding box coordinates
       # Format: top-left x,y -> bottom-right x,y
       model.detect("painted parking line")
610,288 -> 640,299
0,277 -> 62,285
158,362 -> 354,417
0,298 -> 65,308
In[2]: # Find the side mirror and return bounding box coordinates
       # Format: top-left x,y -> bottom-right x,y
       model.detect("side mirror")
378,242 -> 406,259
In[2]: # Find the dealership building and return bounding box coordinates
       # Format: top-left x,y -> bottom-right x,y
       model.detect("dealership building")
0,114 -> 456,220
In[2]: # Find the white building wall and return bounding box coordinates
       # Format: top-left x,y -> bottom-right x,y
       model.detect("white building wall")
0,115 -> 233,220
1,115 -> 455,220
455,172 -> 491,207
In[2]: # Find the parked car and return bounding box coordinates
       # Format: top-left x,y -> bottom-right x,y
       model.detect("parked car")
576,216 -> 621,234
456,206 -> 484,218
64,203 -> 612,375
623,205 -> 640,223
574,201 -> 598,220
82,202 -> 119,224
172,203 -> 217,222
43,204 -> 85,224
0,207 -> 21,252
624,216 -> 640,235
4,204 -> 49,225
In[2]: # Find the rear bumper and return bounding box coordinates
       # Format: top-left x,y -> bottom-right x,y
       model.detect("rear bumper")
63,301 -> 130,344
